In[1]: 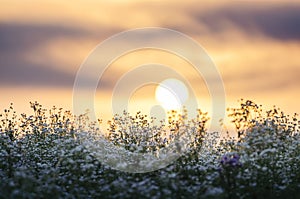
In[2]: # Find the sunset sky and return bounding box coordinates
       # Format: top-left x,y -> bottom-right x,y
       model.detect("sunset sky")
1,0 -> 300,128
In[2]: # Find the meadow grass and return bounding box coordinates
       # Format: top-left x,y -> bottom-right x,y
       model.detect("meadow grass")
0,100 -> 299,199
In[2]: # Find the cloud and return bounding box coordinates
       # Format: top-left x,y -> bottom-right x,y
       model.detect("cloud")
222,66 -> 300,93
191,3 -> 300,41
0,23 -> 96,53
0,22 -> 124,54
0,23 -> 120,87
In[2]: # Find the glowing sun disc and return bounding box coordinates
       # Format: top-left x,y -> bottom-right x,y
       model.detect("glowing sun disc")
155,78 -> 189,110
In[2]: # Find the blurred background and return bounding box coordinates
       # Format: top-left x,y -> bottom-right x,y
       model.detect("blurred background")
1,0 -> 299,127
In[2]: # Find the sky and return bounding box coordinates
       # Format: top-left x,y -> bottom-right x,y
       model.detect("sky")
1,0 -> 300,129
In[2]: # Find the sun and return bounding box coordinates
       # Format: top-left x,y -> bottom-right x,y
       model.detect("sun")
155,78 -> 189,110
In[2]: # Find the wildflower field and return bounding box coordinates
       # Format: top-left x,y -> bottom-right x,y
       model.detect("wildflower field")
0,100 -> 299,199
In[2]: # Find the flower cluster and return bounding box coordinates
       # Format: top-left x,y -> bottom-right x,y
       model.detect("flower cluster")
0,100 -> 299,198
220,153 -> 242,168
107,108 -> 208,158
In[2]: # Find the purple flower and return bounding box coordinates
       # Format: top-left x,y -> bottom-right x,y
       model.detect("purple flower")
220,153 -> 242,168
233,154 -> 240,160
220,155 -> 228,164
